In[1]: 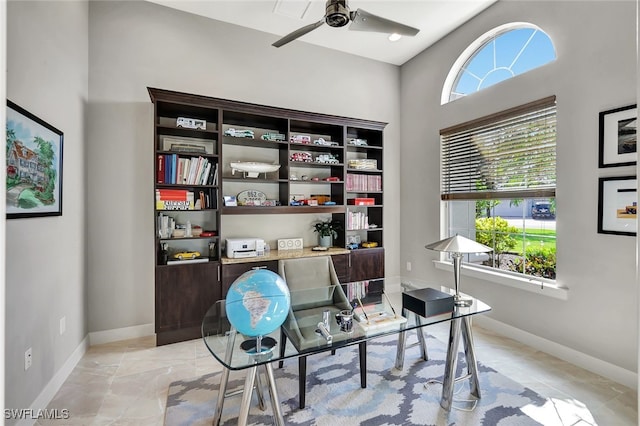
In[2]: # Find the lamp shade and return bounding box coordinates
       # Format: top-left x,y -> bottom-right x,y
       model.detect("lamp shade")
425,235 -> 492,254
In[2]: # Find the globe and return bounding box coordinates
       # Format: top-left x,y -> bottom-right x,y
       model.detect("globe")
225,269 -> 291,338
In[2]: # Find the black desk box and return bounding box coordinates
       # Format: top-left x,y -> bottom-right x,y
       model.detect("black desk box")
402,288 -> 454,318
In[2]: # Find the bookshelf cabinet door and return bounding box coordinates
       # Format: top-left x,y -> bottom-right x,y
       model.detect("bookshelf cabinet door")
155,262 -> 221,345
349,248 -> 385,282
331,253 -> 350,283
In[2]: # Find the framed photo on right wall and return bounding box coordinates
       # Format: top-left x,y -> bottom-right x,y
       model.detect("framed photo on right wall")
598,104 -> 637,167
598,175 -> 637,236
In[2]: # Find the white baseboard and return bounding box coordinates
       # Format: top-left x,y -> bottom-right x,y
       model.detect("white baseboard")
475,315 -> 638,390
17,337 -> 89,426
88,323 -> 154,346
384,274 -> 402,293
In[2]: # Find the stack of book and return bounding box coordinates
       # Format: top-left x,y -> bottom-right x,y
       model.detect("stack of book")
346,210 -> 369,230
155,189 -> 194,210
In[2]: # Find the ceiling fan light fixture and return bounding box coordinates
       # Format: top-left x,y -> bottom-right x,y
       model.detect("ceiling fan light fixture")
325,0 -> 350,27
388,33 -> 402,42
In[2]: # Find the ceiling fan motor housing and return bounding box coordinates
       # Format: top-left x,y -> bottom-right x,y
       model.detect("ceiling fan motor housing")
325,0 -> 350,27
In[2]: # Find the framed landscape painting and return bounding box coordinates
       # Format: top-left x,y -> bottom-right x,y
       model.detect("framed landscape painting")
597,176 -> 637,236
598,104 -> 637,167
6,100 -> 63,218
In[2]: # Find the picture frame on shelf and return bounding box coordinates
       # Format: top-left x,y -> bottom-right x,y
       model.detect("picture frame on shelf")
161,135 -> 215,155
6,100 -> 63,219
597,175 -> 637,236
598,104 -> 637,168
223,195 -> 237,207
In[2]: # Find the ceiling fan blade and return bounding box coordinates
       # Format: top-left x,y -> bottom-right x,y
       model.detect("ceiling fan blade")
349,9 -> 419,37
272,20 -> 325,48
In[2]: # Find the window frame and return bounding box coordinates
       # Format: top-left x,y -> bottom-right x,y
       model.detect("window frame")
438,97 -> 564,295
441,22 -> 556,104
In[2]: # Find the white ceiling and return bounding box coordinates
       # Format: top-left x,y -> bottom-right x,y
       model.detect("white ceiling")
147,0 -> 497,66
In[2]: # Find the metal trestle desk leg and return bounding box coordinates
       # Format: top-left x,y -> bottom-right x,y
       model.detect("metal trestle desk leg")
440,316 -> 480,411
395,308 -> 429,370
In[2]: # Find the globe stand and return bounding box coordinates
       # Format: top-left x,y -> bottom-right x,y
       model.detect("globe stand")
237,335 -> 284,426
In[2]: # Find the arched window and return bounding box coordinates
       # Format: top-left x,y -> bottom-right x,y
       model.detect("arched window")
442,23 -> 556,104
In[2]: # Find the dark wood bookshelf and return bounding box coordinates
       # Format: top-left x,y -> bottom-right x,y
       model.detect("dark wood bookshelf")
149,86 -> 387,346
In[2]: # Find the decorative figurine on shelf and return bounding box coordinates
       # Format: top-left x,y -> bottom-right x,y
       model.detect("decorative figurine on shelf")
224,128 -> 255,138
159,243 -> 169,265
261,132 -> 286,141
290,152 -> 313,162
290,134 -> 311,144
176,117 -> 206,130
348,138 -> 368,146
315,153 -> 339,164
208,241 -> 218,261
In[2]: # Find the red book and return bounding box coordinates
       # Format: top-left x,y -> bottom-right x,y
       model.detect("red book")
156,189 -> 189,201
157,155 -> 165,184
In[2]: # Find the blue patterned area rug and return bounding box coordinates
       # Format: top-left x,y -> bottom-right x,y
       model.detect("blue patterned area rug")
165,334 -> 571,425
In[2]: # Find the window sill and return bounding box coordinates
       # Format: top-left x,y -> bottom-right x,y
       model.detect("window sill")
433,260 -> 568,300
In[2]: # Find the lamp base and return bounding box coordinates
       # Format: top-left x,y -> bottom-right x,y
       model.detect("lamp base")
454,294 -> 473,307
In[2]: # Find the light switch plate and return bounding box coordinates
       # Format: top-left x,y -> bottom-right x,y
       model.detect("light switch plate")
277,238 -> 303,250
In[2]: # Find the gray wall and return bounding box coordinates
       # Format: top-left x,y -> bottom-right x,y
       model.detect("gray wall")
6,0 -> 88,414
400,1 -> 637,373
86,1 -> 402,333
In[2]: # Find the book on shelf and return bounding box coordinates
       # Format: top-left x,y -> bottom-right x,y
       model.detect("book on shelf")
157,155 -> 165,184
176,158 -> 184,185
181,158 -> 190,184
156,188 -> 191,200
201,162 -> 212,185
194,157 -> 206,185
212,164 -> 218,185
171,154 -> 177,185
206,163 -> 217,185
164,155 -> 169,184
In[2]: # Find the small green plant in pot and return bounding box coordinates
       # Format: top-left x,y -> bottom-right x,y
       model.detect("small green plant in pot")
313,219 -> 343,247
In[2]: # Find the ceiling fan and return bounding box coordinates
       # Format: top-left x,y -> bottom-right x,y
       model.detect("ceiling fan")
272,0 -> 420,48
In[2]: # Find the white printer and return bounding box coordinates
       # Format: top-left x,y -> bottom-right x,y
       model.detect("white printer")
226,238 -> 265,259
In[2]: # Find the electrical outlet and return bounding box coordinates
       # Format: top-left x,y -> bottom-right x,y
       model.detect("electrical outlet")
25,348 -> 32,371
60,316 -> 66,335
406,261 -> 412,271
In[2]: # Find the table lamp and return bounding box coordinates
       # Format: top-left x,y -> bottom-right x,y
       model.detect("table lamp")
425,235 -> 493,307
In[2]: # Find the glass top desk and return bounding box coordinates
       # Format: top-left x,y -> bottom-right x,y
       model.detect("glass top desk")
202,279 -> 491,426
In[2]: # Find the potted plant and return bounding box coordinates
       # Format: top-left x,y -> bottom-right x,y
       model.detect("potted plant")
313,219 -> 343,247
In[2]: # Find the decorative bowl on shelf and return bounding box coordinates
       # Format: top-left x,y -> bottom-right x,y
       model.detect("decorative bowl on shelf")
230,161 -> 281,178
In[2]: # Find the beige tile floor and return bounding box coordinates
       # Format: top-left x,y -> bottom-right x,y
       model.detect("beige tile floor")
40,300 -> 637,425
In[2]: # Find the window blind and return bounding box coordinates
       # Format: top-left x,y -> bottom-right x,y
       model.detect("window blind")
440,96 -> 556,200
